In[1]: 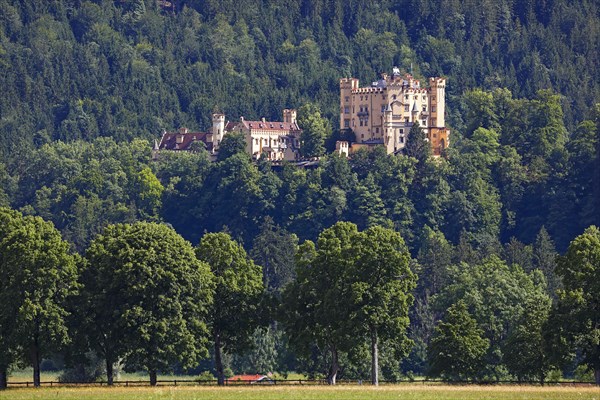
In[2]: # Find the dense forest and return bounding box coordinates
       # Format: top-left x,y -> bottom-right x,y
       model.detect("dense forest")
0,0 -> 599,387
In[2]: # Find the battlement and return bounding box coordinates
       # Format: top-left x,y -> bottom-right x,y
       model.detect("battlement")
351,87 -> 386,94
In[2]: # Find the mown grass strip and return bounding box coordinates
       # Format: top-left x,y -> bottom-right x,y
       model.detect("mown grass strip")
1,385 -> 599,400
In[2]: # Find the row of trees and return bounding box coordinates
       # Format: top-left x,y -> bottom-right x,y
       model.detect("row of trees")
0,208 -> 262,387
2,206 -> 599,386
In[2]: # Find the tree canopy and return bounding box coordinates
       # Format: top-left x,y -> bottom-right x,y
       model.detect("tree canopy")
83,222 -> 214,385
0,207 -> 78,388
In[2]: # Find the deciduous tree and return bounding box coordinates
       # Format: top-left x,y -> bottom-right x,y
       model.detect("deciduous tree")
554,226 -> 600,384
195,232 -> 264,385
349,226 -> 416,385
428,301 -> 489,381
83,222 -> 214,385
281,222 -> 357,384
0,207 -> 78,388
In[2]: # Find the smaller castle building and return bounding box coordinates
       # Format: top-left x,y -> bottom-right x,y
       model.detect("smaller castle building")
340,68 -> 449,156
156,109 -> 302,161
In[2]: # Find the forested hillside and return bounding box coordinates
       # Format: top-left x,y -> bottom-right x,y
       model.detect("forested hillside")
0,0 -> 599,384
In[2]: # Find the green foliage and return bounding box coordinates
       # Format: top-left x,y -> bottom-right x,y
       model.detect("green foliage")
250,217 -> 298,295
349,226 -> 417,384
436,256 -> 551,380
0,0 -> 598,383
217,132 -> 248,161
298,103 -> 330,158
0,207 -> 78,387
195,232 -> 264,384
83,222 -> 214,384
503,292 -> 553,383
283,222 -> 415,384
428,301 -> 489,381
553,226 -> 600,384
281,222 -> 358,384
404,123 -> 431,163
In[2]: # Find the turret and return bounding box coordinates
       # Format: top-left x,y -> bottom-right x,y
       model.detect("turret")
339,78 -> 359,130
283,109 -> 297,125
428,78 -> 446,127
212,113 -> 225,149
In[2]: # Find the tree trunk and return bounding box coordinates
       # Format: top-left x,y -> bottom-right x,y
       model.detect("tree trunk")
371,326 -> 379,386
215,332 -> 225,386
106,358 -> 114,386
0,367 -> 7,390
149,369 -> 157,386
595,368 -> 600,385
326,344 -> 339,385
30,340 -> 41,388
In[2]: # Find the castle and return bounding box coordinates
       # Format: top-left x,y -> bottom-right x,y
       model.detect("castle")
157,69 -> 449,160
339,68 -> 449,156
156,109 -> 302,161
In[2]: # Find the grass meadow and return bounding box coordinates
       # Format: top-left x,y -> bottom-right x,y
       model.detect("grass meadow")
1,385 -> 599,400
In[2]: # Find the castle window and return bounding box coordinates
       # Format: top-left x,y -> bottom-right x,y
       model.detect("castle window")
404,105 -> 409,112
400,129 -> 404,134
432,106 -> 436,112
422,120 -> 427,126
360,96 -> 363,101
361,134 -> 364,138
344,119 -> 350,128
432,96 -> 436,101
422,106 -> 427,112
392,95 -> 397,100
405,95 -> 409,100
375,127 -> 379,133
345,96 -> 349,102
344,106 -> 349,114
255,139 -> 258,144
400,137 -> 404,143
381,105 -> 386,112
360,120 -> 363,127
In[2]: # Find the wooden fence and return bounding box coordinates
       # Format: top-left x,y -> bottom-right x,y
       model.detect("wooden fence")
5,379 -> 599,388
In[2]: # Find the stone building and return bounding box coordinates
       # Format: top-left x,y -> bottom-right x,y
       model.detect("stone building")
156,109 -> 302,161
339,68 -> 449,156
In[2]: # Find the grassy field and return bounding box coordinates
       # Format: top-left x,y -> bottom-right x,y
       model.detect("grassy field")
0,385 -> 598,400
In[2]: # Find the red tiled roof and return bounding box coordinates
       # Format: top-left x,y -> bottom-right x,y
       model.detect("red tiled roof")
228,374 -> 266,382
242,120 -> 301,132
158,131 -> 213,152
225,121 -> 238,131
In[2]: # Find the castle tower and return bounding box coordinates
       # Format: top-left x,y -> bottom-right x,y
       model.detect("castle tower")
283,109 -> 297,124
428,78 -> 446,128
383,106 -> 395,154
339,78 -> 359,130
212,113 -> 225,149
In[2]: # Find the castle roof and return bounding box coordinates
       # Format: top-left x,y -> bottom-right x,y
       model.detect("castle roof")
241,119 -> 301,132
158,130 -> 213,152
